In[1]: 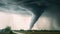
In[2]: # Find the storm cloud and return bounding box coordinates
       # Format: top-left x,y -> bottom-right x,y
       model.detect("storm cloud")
0,0 -> 60,30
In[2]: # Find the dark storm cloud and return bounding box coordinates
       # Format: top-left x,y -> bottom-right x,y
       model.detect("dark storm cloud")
0,0 -> 60,15
0,0 -> 33,15
11,0 -> 60,30
0,0 -> 60,30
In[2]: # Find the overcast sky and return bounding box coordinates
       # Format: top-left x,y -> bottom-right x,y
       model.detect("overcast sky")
0,0 -> 60,30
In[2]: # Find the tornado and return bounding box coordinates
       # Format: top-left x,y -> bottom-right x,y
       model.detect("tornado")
29,10 -> 45,30
29,5 -> 46,30
29,15 -> 40,30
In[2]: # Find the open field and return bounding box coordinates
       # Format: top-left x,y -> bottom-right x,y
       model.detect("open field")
0,30 -> 60,34
0,32 -> 60,34
24,32 -> 60,34
13,30 -> 60,34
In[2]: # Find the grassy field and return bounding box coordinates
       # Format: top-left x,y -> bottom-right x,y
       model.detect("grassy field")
23,31 -> 60,34
0,30 -> 60,34
24,32 -> 60,34
13,30 -> 60,34
0,32 -> 60,34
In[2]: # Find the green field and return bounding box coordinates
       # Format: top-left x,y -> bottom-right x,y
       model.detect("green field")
13,30 -> 60,34
1,30 -> 60,34
0,32 -> 60,34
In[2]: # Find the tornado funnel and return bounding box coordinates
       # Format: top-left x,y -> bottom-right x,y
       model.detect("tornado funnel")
29,15 -> 40,30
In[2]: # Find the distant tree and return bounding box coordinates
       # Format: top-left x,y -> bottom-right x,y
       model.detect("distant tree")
10,31 -> 17,34
20,29 -> 25,32
4,26 -> 11,32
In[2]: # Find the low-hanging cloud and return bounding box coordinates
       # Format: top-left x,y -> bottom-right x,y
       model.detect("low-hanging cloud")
0,0 -> 33,16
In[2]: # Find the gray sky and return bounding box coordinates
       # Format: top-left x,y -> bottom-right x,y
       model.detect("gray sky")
0,0 -> 60,30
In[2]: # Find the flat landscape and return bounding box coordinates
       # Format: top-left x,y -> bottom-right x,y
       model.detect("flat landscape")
0,30 -> 60,34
